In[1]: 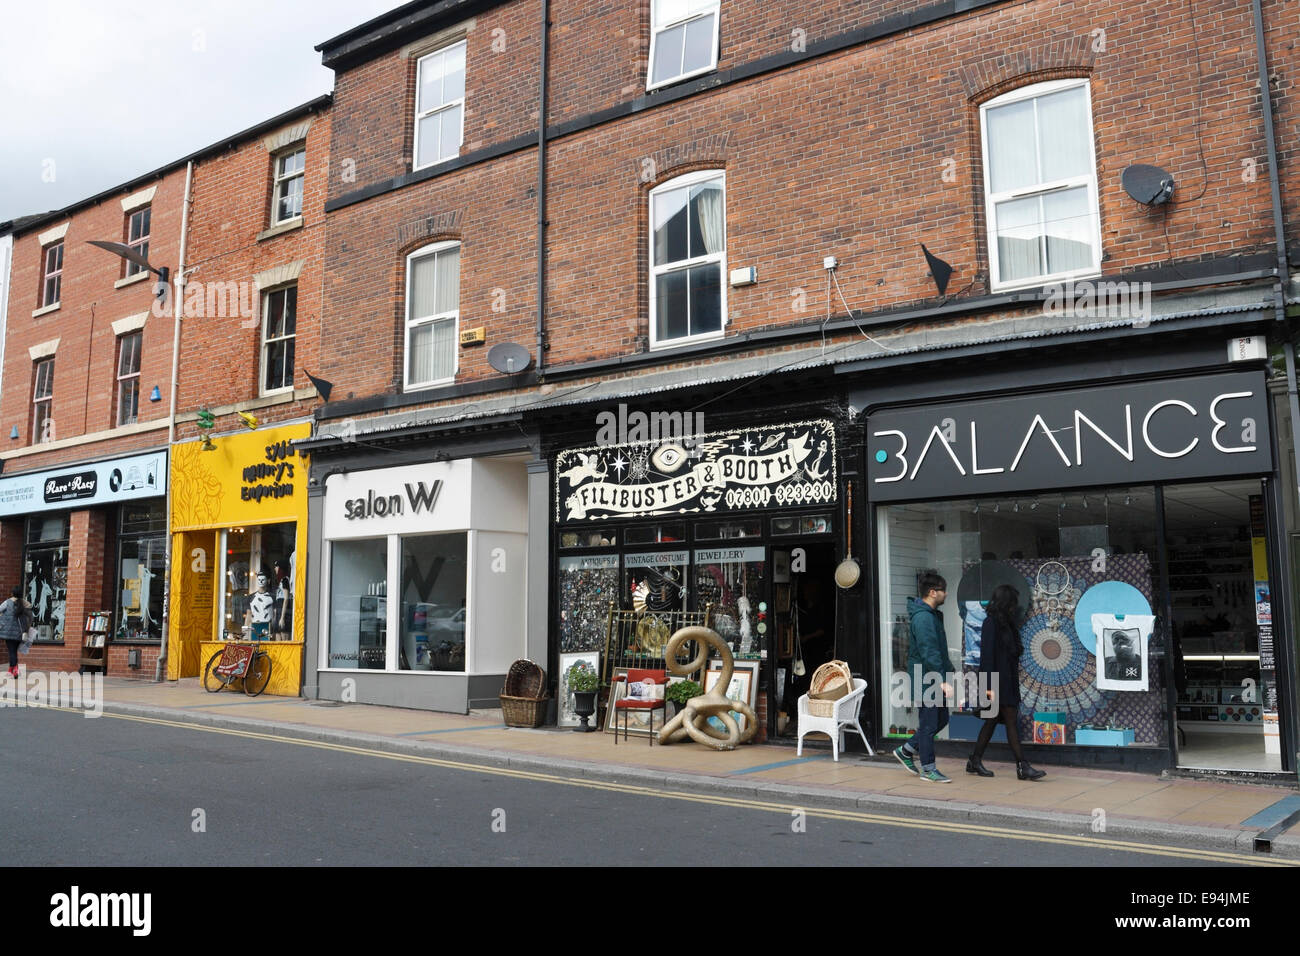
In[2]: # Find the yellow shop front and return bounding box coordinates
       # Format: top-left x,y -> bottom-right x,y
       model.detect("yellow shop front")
167,422 -> 309,696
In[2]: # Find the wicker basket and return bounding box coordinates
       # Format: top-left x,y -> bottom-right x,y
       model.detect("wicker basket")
807,660 -> 853,717
500,659 -> 548,727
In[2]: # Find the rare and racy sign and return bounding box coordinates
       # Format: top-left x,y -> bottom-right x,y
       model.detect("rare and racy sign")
867,372 -> 1271,501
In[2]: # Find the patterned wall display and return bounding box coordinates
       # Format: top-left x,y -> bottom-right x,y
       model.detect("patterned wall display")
959,554 -> 1165,745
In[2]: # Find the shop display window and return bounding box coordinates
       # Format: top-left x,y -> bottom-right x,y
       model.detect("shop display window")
328,538 -> 388,669
876,488 -> 1167,748
773,514 -> 833,535
117,502 -> 166,642
24,514 -> 68,642
623,523 -> 685,545
694,546 -> 766,659
399,533 -> 468,671
624,551 -> 689,616
221,523 -> 297,641
559,554 -> 619,652
559,530 -> 617,549
694,519 -> 761,540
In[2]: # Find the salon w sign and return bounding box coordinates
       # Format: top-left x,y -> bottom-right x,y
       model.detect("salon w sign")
556,419 -> 837,521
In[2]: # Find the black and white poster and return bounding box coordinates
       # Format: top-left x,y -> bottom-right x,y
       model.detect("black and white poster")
1092,613 -> 1155,691
556,419 -> 836,522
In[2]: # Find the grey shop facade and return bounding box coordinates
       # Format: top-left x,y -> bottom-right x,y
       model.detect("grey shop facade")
849,332 -> 1300,779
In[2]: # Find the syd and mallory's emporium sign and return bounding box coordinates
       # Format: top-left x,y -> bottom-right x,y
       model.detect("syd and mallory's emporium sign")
556,419 -> 836,521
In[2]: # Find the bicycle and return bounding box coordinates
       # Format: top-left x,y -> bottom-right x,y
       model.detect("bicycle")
203,641 -> 274,696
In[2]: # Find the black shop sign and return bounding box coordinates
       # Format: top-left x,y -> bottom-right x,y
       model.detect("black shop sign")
866,371 -> 1272,501
556,419 -> 837,521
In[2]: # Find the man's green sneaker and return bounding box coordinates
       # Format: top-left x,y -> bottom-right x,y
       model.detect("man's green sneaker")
893,746 -> 918,775
920,768 -> 952,783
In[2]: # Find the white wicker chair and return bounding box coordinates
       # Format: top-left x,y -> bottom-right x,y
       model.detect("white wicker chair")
796,677 -> 873,761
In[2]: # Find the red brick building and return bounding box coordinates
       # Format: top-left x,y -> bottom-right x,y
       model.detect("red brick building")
298,0 -> 1300,775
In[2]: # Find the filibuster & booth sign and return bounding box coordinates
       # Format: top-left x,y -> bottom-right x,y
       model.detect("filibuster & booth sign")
556,419 -> 837,521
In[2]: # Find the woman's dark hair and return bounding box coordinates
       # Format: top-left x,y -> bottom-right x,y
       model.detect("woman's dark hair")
10,586 -> 20,600
988,584 -> 1023,655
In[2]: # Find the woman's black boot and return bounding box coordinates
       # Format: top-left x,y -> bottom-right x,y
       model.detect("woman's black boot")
966,755 -> 994,777
1017,761 -> 1046,781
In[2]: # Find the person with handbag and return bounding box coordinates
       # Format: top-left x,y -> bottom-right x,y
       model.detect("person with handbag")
967,584 -> 1046,780
0,586 -> 33,678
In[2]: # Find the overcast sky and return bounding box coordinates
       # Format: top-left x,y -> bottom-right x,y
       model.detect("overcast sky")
0,0 -> 404,223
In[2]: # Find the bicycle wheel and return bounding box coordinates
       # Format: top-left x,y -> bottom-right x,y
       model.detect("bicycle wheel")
203,650 -> 228,693
243,651 -> 273,697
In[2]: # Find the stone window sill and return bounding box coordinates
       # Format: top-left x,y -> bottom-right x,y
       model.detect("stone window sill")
258,217 -> 303,241
114,271 -> 150,290
31,303 -> 60,318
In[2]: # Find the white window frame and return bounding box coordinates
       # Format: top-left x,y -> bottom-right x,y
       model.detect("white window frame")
979,78 -> 1102,292
648,169 -> 727,349
647,0 -> 721,91
260,284 -> 297,397
271,147 -> 306,224
115,331 -> 142,426
41,242 -> 63,308
31,357 -> 54,443
412,40 -> 467,172
124,207 -> 151,278
403,240 -> 460,391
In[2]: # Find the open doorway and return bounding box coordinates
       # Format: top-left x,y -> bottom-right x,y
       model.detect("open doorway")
1166,480 -> 1282,772
774,541 -> 838,738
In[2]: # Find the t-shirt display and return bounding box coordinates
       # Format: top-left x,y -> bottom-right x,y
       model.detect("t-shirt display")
1092,613 -> 1156,691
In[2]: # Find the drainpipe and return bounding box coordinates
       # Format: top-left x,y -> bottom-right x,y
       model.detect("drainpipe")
535,0 -> 550,375
156,160 -> 193,681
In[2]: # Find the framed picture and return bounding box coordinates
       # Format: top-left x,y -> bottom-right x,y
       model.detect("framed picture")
558,651 -> 601,727
603,667 -> 667,738
704,659 -> 760,735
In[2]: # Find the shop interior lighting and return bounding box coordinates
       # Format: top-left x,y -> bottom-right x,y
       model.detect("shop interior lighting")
1013,501 -> 1020,513
972,502 -> 979,514
1081,496 -> 1089,510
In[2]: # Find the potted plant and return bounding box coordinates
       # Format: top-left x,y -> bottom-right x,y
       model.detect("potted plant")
665,679 -> 701,720
566,660 -> 601,733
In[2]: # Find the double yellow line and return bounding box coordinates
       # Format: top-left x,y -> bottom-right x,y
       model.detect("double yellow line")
75,708 -> 1295,866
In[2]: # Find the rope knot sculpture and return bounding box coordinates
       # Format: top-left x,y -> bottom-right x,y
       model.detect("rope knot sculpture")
658,625 -> 758,750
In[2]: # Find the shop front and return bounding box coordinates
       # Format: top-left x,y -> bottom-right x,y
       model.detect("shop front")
0,449 -> 168,676
167,423 -> 309,695
552,414 -> 851,741
864,369 -> 1296,775
309,455 -> 529,712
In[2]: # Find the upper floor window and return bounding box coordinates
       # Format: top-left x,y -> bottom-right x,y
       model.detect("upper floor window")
116,332 -> 142,426
649,170 -> 726,347
648,0 -> 720,90
262,285 -> 297,394
32,358 -> 54,443
273,148 -> 306,223
41,242 -> 63,308
404,241 -> 459,390
414,41 -> 466,171
124,207 -> 151,277
980,79 -> 1101,290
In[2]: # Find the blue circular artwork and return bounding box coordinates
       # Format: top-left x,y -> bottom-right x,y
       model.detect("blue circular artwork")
1019,614 -> 1088,687
1073,581 -> 1152,657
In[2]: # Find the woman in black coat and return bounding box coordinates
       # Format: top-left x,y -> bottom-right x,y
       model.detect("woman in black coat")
967,584 -> 1045,780
0,586 -> 32,679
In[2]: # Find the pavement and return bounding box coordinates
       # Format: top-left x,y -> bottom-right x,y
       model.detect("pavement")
14,671 -> 1300,860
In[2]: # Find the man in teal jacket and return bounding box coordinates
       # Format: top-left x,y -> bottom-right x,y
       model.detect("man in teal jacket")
894,571 -> 954,782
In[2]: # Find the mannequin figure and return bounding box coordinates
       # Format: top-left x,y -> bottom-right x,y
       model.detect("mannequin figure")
271,561 -> 292,640
244,571 -> 274,641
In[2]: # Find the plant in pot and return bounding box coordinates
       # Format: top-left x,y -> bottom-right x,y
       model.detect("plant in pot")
566,660 -> 601,733
664,679 -> 701,721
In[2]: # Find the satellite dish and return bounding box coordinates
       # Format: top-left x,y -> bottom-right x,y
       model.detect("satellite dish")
1122,164 -> 1175,205
488,342 -> 532,374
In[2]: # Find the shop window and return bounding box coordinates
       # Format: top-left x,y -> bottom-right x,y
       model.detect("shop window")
24,514 -> 69,642
117,502 -> 166,642
559,530 -> 618,549
413,40 -> 466,170
650,171 -> 725,347
622,523 -> 686,545
222,523 -> 297,641
328,538 -> 388,669
404,241 -> 459,390
399,532 -> 468,671
559,554 -> 619,652
31,357 -> 54,443
876,488 -> 1166,749
124,207 -> 151,277
694,546 -> 766,659
271,147 -> 306,223
980,79 -> 1100,290
772,514 -> 833,535
624,550 -> 689,615
116,331 -> 142,426
261,285 -> 297,395
648,0 -> 720,90
694,519 -> 761,540
41,241 -> 63,308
